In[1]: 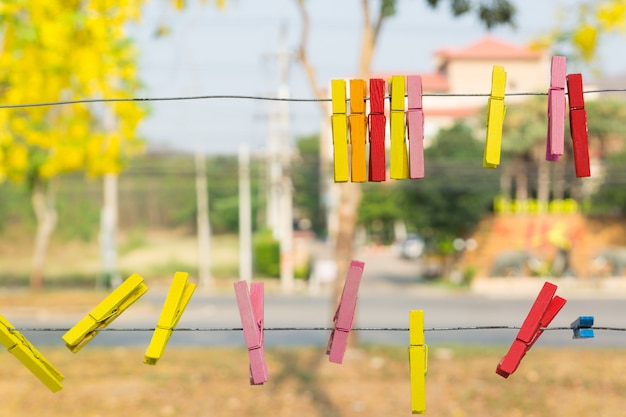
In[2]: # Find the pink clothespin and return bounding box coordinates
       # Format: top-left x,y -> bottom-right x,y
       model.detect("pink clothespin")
496,282 -> 566,378
406,75 -> 425,179
546,56 -> 567,161
327,260 -> 365,364
234,281 -> 268,385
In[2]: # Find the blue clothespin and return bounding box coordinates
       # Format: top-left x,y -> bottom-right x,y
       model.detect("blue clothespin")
571,316 -> 594,339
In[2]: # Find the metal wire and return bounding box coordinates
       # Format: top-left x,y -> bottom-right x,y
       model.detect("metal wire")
7,325 -> 622,332
0,88 -> 624,109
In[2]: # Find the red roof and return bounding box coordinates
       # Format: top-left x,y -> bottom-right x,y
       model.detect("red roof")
369,71 -> 449,93
436,36 -> 542,60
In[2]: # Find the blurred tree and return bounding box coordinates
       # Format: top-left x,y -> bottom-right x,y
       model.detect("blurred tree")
294,0 -> 516,304
292,134 -> 325,235
533,0 -> 626,67
397,123 -> 498,247
0,0 -> 146,290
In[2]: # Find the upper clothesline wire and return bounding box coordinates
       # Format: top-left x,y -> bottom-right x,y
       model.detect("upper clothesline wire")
0,88 -> 624,109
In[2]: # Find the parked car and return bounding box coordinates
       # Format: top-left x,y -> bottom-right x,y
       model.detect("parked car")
394,234 -> 425,260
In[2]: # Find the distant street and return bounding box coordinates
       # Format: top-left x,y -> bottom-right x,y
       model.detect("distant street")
9,247 -> 626,349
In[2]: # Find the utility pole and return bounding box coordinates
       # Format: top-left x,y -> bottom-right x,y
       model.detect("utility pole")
99,106 -> 120,290
239,144 -> 253,283
266,24 -> 295,292
195,150 -> 212,288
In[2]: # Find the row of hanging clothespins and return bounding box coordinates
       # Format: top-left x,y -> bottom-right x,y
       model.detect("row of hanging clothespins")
331,55 -> 591,183
0,262 -> 596,414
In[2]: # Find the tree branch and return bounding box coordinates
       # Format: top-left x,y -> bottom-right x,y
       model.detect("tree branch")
294,0 -> 328,115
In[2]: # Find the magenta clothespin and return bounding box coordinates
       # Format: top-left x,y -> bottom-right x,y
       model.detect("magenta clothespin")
234,281 -> 268,385
546,56 -> 567,161
407,75 -> 425,179
327,260 -> 365,364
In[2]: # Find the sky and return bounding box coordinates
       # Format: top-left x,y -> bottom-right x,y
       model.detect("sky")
126,0 -> 626,155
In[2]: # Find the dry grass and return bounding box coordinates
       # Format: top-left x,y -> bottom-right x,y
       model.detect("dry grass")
0,345 -> 624,417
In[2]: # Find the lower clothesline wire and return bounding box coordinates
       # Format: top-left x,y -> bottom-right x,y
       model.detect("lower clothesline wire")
8,326 -> 626,332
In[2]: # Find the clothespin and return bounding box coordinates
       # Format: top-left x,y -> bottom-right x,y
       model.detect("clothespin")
389,75 -> 409,179
546,56 -> 567,161
63,273 -> 148,352
409,310 -> 428,414
0,314 -> 64,392
368,78 -> 386,182
234,281 -> 268,385
327,260 -> 365,364
484,65 -> 507,168
571,316 -> 594,339
406,75 -> 425,179
144,271 -> 196,365
567,73 -> 591,177
349,79 -> 367,182
331,79 -> 349,183
496,281 -> 566,378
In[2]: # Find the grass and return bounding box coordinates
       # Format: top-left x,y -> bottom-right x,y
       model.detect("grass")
0,345 -> 624,417
0,231 -> 242,288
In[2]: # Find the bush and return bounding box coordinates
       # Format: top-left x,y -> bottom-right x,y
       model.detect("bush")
253,229 -> 280,277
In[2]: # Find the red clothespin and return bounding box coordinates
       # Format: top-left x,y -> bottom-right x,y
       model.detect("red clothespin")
567,73 -> 591,177
327,260 -> 365,363
234,281 -> 268,385
496,281 -> 566,378
546,56 -> 567,161
368,78 -> 386,182
406,75 -> 424,179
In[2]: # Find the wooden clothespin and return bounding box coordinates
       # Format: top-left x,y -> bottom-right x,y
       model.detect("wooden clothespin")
496,281 -> 566,378
331,79 -> 349,183
349,79 -> 367,182
327,260 -> 364,364
389,75 -> 408,179
369,78 -> 386,182
484,65 -> 507,168
144,272 -> 196,365
409,310 -> 428,414
234,281 -> 268,385
571,316 -> 594,339
546,56 -> 567,161
0,314 -> 64,392
406,75 -> 424,179
567,73 -> 591,177
63,273 -> 148,352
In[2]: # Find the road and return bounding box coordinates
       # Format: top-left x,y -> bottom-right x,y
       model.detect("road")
9,247 -> 626,349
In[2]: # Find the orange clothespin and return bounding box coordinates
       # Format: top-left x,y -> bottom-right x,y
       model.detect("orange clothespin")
567,73 -> 590,177
546,56 -> 567,161
350,79 -> 367,182
368,78 -> 386,182
484,65 -> 507,168
496,281 -> 566,378
234,281 -> 268,385
389,75 -> 409,179
327,260 -> 365,363
406,75 -> 424,179
331,79 -> 349,182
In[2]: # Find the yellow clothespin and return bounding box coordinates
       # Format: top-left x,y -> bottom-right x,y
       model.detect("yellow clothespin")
331,79 -> 349,182
63,273 -> 148,353
144,271 -> 196,365
0,314 -> 64,392
390,75 -> 408,179
409,310 -> 428,414
484,65 -> 507,168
